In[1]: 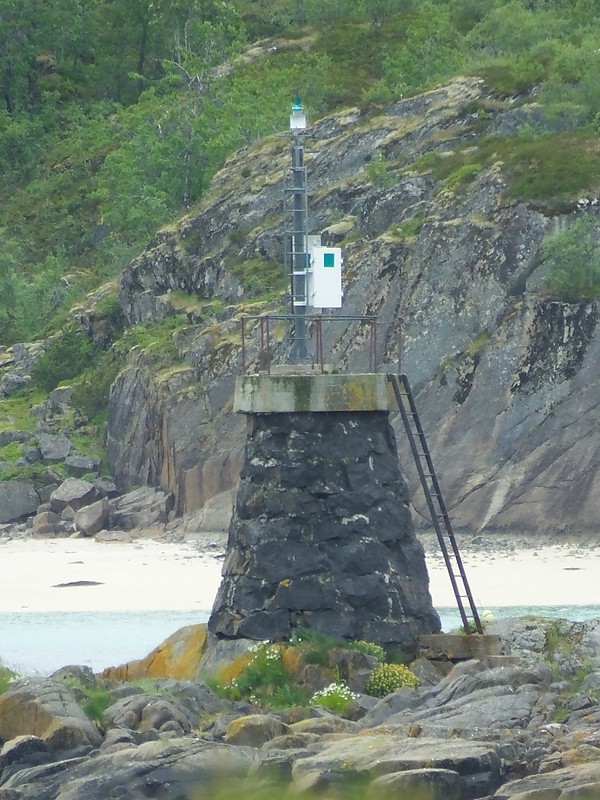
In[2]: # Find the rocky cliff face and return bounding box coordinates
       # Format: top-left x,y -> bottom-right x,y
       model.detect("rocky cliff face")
110,77 -> 600,534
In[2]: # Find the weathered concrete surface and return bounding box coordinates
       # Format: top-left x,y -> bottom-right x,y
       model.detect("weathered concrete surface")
233,373 -> 392,413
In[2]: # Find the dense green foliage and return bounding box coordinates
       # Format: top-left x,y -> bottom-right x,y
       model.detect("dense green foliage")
30,328 -> 100,392
2,0 -> 600,346
541,217 -> 600,301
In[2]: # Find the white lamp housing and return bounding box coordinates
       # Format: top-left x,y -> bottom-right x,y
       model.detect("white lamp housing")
290,97 -> 307,130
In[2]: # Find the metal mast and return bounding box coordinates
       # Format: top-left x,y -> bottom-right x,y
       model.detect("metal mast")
285,96 -> 309,360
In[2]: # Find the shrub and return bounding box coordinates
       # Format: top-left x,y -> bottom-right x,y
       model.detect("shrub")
365,152 -> 394,187
310,682 -> 357,715
0,665 -> 18,694
82,688 -> 113,722
541,217 -> 600,301
366,663 -> 420,697
443,162 -> 483,192
215,642 -> 308,707
61,677 -> 113,722
349,640 -> 386,660
31,328 -> 99,392
391,214 -> 425,240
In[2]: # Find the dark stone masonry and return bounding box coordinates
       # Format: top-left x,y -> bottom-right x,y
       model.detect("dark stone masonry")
209,410 -> 441,654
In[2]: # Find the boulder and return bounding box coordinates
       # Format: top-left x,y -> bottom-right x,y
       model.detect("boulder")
224,714 -> 290,747
495,763 -> 600,799
104,694 -> 195,736
0,738 -> 256,800
377,660 -> 551,737
0,679 -> 103,751
291,735 -> 502,798
31,510 -> 64,537
289,716 -> 362,736
102,623 -> 208,682
65,455 -> 102,478
0,431 -> 33,448
50,666 -> 97,690
74,497 -> 109,536
0,373 -> 28,396
0,481 -> 40,523
366,768 -> 465,800
23,445 -> 42,463
49,478 -> 98,514
38,433 -> 71,464
109,486 -> 174,530
0,735 -> 49,771
47,386 -> 73,410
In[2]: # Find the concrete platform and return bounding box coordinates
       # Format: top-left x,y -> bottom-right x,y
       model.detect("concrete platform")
234,372 -> 394,413
417,633 -> 504,662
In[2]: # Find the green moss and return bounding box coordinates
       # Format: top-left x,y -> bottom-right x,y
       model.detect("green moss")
390,214 -> 425,240
226,256 -> 285,298
290,376 -> 313,411
467,330 -> 491,356
443,162 -> 483,192
0,463 -> 48,484
0,442 -> 24,462
0,390 -> 45,433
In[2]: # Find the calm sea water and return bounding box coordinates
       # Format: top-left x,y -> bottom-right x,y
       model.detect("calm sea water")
3,606 -> 600,676
438,605 -> 600,633
0,609 -> 210,676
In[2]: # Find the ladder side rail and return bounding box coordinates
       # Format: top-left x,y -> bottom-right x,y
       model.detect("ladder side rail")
399,377 -> 477,574
387,374 -> 473,633
397,374 -> 483,634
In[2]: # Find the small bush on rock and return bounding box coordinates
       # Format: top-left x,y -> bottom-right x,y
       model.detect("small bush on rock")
31,328 -> 99,392
349,640 -> 385,660
0,664 -> 18,694
217,642 -> 308,707
366,663 -> 420,698
310,682 -> 357,715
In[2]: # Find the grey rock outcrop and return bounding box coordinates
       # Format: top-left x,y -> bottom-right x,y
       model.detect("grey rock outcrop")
209,410 -> 440,651
0,680 -> 102,751
7,617 -> 600,799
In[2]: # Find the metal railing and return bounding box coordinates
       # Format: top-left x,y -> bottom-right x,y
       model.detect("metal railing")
239,314 -> 402,374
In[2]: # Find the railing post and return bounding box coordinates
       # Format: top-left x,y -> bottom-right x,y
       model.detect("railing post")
266,315 -> 271,374
241,316 -> 246,374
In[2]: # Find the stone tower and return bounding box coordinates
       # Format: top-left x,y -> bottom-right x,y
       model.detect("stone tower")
208,372 -> 440,655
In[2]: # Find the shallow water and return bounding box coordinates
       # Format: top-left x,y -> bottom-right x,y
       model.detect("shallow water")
438,604 -> 600,633
0,609 -> 210,675
3,605 -> 600,676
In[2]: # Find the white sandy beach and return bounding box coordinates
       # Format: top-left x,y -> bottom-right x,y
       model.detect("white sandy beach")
1,534 -> 599,614
0,537 -> 224,613
425,539 -> 600,609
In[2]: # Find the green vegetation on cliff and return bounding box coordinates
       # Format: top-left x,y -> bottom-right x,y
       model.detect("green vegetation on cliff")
2,0 -> 600,346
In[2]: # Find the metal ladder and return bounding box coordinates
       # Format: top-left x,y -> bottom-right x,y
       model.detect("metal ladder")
387,373 -> 483,635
